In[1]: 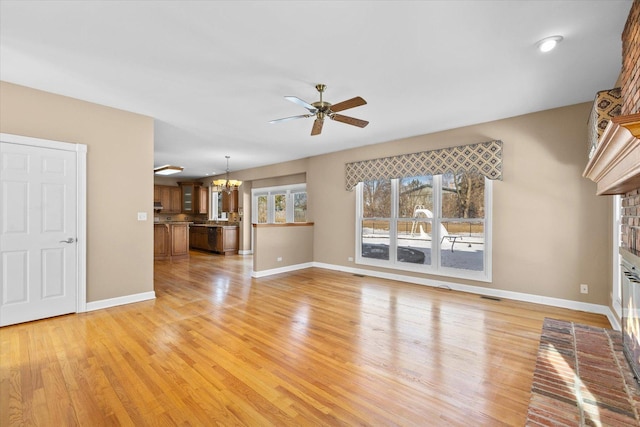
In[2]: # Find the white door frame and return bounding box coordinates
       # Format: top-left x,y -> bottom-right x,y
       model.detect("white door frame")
1,133 -> 87,313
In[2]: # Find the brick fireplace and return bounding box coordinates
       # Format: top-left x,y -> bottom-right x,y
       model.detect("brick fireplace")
620,0 -> 640,255
584,0 -> 640,248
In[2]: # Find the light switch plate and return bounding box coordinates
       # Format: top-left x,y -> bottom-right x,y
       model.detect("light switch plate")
137,212 -> 147,221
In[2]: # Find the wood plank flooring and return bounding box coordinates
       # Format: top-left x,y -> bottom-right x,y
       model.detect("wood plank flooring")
1,251 -> 611,426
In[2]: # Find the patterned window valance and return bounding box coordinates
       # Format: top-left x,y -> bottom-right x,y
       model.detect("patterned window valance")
344,140 -> 503,190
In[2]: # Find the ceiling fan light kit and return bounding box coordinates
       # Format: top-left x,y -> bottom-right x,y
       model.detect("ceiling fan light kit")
270,83 -> 368,136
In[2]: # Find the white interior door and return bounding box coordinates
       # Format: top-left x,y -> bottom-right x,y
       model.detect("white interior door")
1,140 -> 78,326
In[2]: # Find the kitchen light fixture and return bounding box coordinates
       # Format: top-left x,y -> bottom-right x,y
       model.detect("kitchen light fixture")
213,156 -> 242,193
536,35 -> 563,53
154,165 -> 184,175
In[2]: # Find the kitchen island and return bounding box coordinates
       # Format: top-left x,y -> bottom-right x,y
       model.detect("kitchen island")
189,224 -> 239,255
154,221 -> 190,260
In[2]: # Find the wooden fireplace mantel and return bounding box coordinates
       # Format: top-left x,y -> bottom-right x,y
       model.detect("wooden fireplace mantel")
583,113 -> 640,195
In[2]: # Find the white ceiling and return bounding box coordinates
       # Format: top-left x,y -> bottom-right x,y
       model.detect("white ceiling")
0,1 -> 633,179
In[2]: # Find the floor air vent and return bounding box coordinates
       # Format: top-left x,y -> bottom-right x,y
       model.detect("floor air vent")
353,274 -> 365,277
481,295 -> 501,301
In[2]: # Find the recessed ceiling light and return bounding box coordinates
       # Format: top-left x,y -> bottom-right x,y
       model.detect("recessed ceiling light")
154,165 -> 183,175
536,35 -> 563,53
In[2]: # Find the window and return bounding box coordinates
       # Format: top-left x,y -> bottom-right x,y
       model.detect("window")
257,195 -> 268,223
209,191 -> 226,221
293,191 -> 307,223
356,172 -> 492,281
252,184 -> 307,224
274,193 -> 286,223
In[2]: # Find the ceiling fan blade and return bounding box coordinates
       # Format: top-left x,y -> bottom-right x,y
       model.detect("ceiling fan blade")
329,96 -> 367,113
311,118 -> 324,136
285,96 -> 317,113
331,114 -> 369,128
269,114 -> 312,124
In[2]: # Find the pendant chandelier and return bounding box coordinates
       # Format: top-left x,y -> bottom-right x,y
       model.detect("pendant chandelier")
212,155 -> 242,193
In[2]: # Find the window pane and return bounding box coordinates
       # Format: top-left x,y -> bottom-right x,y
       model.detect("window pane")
441,172 -> 485,219
399,175 -> 434,217
397,219 -> 431,265
293,192 -> 307,222
257,195 -> 267,223
440,221 -> 484,271
274,194 -> 286,223
363,179 -> 391,218
361,219 -> 390,261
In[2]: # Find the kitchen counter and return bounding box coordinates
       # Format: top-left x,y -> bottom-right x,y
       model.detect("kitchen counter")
189,224 -> 239,255
155,220 -> 192,224
190,223 -> 238,228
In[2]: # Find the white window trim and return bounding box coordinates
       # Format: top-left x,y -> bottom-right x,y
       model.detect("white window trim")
355,176 -> 492,282
209,189 -> 229,221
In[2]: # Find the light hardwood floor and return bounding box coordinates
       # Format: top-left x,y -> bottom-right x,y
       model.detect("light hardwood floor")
1,251 -> 611,426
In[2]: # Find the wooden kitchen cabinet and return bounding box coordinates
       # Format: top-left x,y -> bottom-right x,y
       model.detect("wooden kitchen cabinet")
178,182 -> 205,214
154,224 -> 170,259
198,186 -> 209,215
222,188 -> 238,213
216,226 -> 239,255
170,223 -> 189,259
154,185 -> 181,214
189,226 -> 210,250
154,223 -> 189,260
189,225 -> 238,255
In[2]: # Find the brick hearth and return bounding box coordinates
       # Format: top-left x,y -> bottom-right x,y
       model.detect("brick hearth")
526,318 -> 640,426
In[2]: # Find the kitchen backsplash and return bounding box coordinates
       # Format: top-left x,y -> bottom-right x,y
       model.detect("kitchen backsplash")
154,213 -> 207,222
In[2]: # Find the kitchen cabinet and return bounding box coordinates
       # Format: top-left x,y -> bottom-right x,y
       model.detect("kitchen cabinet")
222,188 -> 238,213
189,224 -> 238,255
154,224 -> 170,259
154,185 -> 181,214
178,182 -> 207,214
198,186 -> 209,215
154,223 -> 189,260
189,226 -> 210,250
217,226 -> 239,255
170,223 -> 189,259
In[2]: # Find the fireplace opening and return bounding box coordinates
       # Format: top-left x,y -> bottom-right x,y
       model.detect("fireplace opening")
622,259 -> 640,386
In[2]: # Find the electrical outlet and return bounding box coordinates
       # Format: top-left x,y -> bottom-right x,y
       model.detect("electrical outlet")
277,257 -> 283,262
137,212 -> 147,221
580,284 -> 589,294
348,256 -> 354,262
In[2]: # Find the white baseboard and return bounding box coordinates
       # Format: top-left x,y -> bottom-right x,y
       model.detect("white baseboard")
312,262 -> 620,330
251,262 -> 314,278
238,250 -> 253,255
85,291 -> 156,312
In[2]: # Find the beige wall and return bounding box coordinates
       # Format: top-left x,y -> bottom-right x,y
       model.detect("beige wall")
0,81 -> 154,302
1,78 -> 611,306
253,224 -> 314,272
238,102 -> 612,305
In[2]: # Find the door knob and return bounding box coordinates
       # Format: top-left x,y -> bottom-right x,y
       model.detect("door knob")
59,238 -> 76,243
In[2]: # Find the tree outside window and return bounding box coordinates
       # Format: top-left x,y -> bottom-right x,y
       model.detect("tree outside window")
293,192 -> 307,222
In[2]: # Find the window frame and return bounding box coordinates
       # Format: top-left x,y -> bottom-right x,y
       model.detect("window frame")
251,183 -> 307,224
209,190 -> 226,221
355,175 -> 492,282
